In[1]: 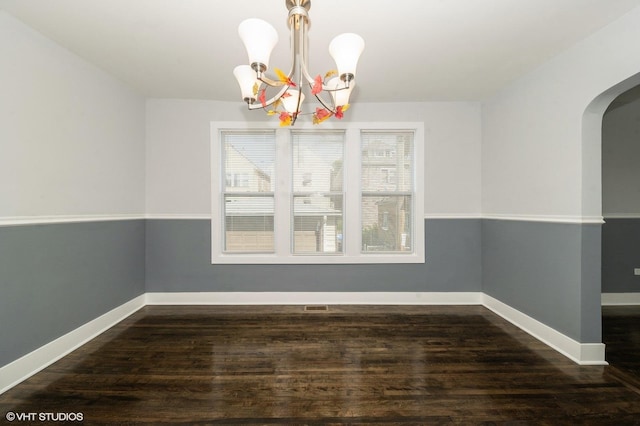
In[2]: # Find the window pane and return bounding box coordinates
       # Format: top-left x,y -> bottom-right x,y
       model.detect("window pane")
292,132 -> 344,192
361,131 -> 414,254
293,195 -> 343,253
292,131 -> 344,254
361,195 -> 412,252
223,131 -> 274,192
221,130 -> 275,253
224,195 -> 274,252
361,132 -> 413,192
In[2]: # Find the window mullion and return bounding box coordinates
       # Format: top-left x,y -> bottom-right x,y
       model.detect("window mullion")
274,128 -> 292,257
344,127 -> 361,257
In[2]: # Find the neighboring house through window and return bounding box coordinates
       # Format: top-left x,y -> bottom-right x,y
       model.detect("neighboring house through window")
211,122 -> 424,264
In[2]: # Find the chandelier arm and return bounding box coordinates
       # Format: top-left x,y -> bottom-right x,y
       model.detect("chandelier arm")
299,56 -> 317,88
295,9 -> 348,118
285,5 -> 298,85
289,58 -> 304,125
320,84 -> 350,93
313,92 -> 337,114
254,22 -> 295,90
257,75 -> 287,88
289,5 -> 308,125
307,74 -> 337,113
246,84 -> 290,110
294,15 -> 351,111
299,64 -> 358,114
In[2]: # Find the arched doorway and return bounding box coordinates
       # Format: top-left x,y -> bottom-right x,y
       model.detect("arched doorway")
598,84 -> 640,380
571,74 -> 640,366
581,74 -> 640,377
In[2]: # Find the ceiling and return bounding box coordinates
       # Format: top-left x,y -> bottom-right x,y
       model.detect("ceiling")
2,0 -> 640,102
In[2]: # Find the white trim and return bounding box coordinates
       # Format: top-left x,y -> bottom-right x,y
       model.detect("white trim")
602,292 -> 640,305
425,214 -> 483,220
207,252 -> 427,264
150,214 -> 602,224
0,214 -> 145,227
0,214 -> 610,227
482,294 -> 607,365
145,291 -> 483,306
482,214 -> 604,224
145,214 -> 212,220
0,295 -> 146,395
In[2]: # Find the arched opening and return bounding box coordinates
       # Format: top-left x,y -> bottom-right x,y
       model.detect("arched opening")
582,72 -> 640,378
600,84 -> 640,381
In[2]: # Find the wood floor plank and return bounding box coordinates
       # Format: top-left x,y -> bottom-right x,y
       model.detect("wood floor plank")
1,305 -> 640,424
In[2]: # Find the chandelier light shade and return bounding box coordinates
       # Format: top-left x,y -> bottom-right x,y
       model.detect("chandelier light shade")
327,77 -> 354,108
281,89 -> 305,114
233,65 -> 261,103
234,0 -> 364,126
237,18 -> 279,72
329,33 -> 365,80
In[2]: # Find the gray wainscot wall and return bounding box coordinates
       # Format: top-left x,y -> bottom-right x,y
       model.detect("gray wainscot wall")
145,218 -> 482,293
482,219 -> 602,344
0,221 -> 146,367
602,218 -> 640,293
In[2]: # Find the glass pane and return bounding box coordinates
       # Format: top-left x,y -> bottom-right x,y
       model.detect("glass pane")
361,195 -> 412,253
224,195 -> 274,252
292,131 -> 344,255
293,195 -> 343,253
222,131 -> 275,253
223,131 -> 274,193
361,132 -> 413,192
292,132 -> 344,192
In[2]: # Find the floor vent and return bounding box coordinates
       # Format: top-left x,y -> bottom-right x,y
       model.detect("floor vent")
304,305 -> 329,312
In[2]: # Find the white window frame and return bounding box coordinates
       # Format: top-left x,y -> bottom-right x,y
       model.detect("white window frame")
211,121 -> 424,264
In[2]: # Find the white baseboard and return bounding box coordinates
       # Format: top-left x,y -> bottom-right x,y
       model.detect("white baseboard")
0,295 -> 146,395
602,292 -> 640,305
482,294 -> 607,365
1,291 -> 609,395
145,291 -> 483,306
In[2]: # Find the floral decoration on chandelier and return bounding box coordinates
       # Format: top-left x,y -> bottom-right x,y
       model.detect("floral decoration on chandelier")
253,69 -> 350,126
233,0 -> 364,126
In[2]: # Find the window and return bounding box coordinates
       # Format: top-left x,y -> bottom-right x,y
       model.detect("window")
211,122 -> 424,264
221,131 -> 274,253
292,131 -> 344,254
361,131 -> 413,253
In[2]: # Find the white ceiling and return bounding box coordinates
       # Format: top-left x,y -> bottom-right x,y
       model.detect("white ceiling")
2,0 -> 640,102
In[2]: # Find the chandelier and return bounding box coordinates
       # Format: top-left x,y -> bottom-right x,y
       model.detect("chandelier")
233,0 -> 365,126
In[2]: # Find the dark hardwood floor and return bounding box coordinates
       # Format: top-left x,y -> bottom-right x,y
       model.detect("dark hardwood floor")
602,305 -> 640,393
2,305 -> 640,425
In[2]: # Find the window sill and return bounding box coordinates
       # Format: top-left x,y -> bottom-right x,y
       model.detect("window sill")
211,252 -> 425,265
